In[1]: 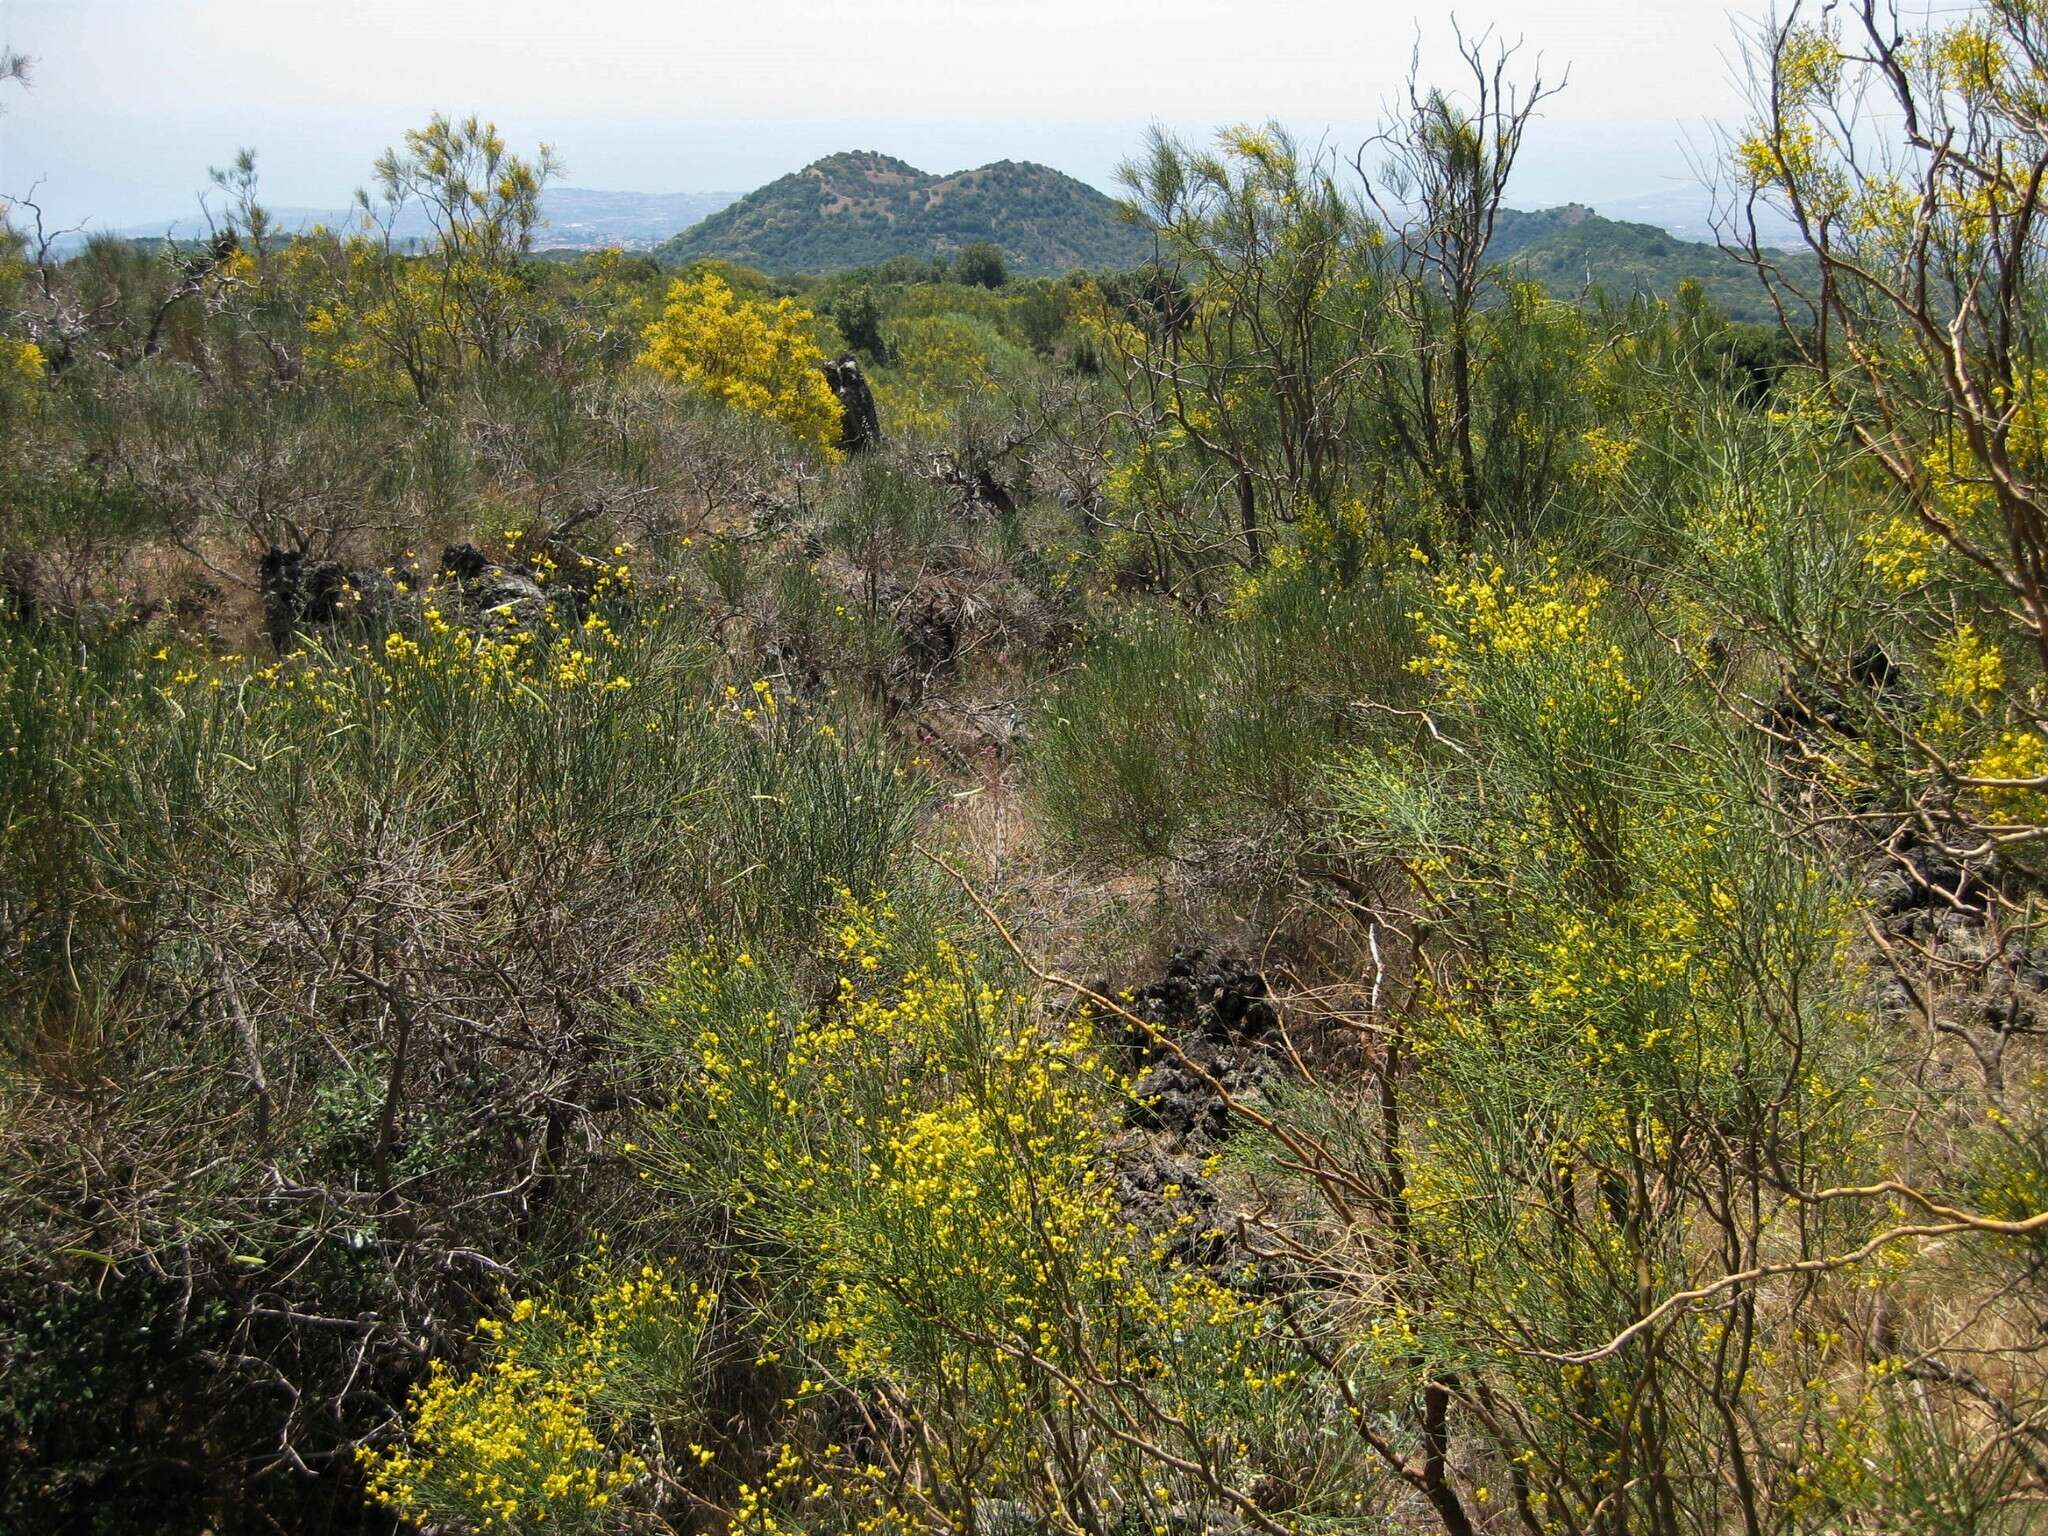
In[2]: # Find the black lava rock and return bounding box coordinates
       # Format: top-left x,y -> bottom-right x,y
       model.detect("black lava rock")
821,354 -> 883,455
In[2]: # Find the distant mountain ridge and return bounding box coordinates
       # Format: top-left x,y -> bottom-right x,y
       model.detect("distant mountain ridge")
657,154 -> 1795,322
73,187 -> 740,254
51,169 -> 1802,324
656,151 -> 1152,276
1492,203 -> 1807,326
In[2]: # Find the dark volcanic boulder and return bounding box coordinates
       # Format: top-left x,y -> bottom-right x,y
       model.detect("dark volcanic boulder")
1,551 -> 46,625
438,544 -> 548,632
1126,947 -> 1277,1055
1113,947 -> 1279,1147
1106,949 -> 1284,1277
259,548 -> 409,653
1766,643 -> 1904,744
821,354 -> 882,454
259,547 -> 313,650
1126,1065 -> 1230,1139
886,580 -> 963,701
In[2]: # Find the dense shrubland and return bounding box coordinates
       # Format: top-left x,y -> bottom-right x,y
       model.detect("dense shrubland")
9,4 -> 2048,1533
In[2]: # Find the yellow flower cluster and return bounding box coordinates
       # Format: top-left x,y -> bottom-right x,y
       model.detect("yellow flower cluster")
868,313 -> 998,441
715,676 -> 786,725
359,1260 -> 712,1534
1935,622 -> 2004,707
4,338 -> 46,420
1778,22 -> 1844,101
1914,373 -> 2048,530
1407,797 -> 1745,1205
637,893 -> 1298,1523
1410,559 -> 1640,718
1915,621 -> 2008,745
153,557 -> 643,717
1574,425 -> 1637,488
731,1442 -> 807,1535
1367,560 -> 1889,1523
640,272 -> 843,457
1932,16 -> 2013,93
1861,513 -> 1942,591
1736,118 -> 1843,211
1970,728 -> 2048,824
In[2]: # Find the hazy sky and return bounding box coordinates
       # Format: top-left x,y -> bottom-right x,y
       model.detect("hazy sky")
1,0 -> 1764,231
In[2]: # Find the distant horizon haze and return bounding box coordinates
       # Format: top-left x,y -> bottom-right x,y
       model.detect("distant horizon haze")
2,0 -> 1762,238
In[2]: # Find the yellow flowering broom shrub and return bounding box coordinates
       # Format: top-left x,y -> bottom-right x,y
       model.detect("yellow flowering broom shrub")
360,1257 -> 715,1534
1641,383 -> 2048,871
1729,4 -> 2048,873
623,893 -> 1367,1531
866,311 -> 1014,442
640,272 -> 843,458
0,335 -> 44,428
1320,552 -> 1901,1531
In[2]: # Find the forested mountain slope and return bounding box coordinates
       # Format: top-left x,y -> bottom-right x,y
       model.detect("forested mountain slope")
657,151 -> 1151,274
1493,202 -> 1811,322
